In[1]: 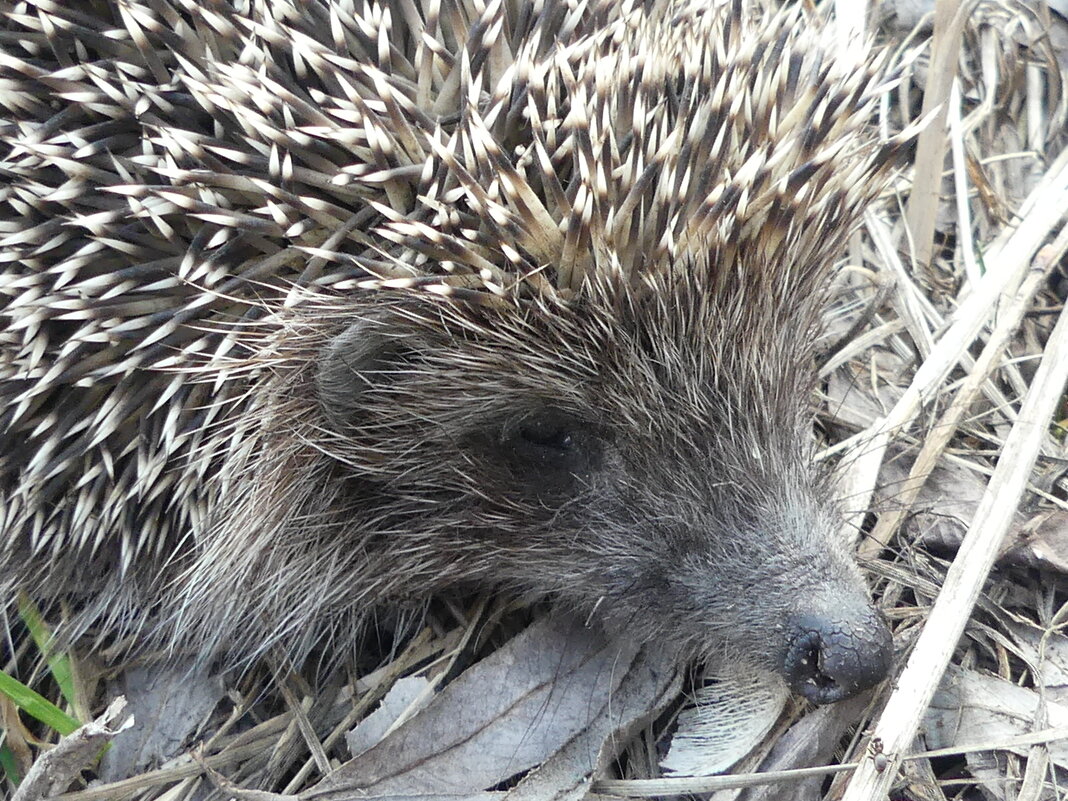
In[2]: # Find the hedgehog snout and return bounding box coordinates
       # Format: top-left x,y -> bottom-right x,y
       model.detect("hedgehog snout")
782,605 -> 892,704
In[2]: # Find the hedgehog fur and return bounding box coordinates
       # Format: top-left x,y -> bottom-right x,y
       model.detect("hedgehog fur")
0,0 -> 916,697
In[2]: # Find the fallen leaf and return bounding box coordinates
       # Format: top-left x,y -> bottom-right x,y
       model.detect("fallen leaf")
306,615 -> 653,798
346,676 -> 434,759
98,659 -> 223,782
925,666 -> 1068,768
661,670 -> 788,777
13,697 -> 132,801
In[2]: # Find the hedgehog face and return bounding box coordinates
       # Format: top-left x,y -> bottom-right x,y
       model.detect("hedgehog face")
314,288 -> 891,703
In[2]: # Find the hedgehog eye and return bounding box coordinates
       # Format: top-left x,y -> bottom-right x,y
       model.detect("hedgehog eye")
517,418 -> 574,451
502,411 -> 598,479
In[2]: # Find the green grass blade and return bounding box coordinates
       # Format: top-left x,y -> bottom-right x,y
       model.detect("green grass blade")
17,595 -> 77,712
0,671 -> 80,736
0,744 -> 22,787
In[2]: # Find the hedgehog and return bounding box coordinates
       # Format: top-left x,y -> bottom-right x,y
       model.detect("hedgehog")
0,0 -> 916,704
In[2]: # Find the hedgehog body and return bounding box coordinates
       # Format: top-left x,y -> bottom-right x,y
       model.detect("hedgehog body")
0,0 -> 909,701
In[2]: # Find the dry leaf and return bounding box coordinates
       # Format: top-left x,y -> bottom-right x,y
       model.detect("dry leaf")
505,644 -> 680,801
926,667 -> 1068,768
98,660 -> 223,782
306,616 -> 655,798
346,676 -> 433,759
660,670 -> 787,777
13,697 -> 132,801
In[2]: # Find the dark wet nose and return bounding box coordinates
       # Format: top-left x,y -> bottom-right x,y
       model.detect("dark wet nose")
783,609 -> 893,704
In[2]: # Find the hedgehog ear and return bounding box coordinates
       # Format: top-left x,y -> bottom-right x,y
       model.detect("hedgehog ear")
317,314 -> 415,429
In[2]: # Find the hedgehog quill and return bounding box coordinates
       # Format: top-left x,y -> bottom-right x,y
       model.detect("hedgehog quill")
0,0 -> 914,704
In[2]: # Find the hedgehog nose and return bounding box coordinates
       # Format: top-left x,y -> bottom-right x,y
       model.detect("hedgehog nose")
782,608 -> 892,704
